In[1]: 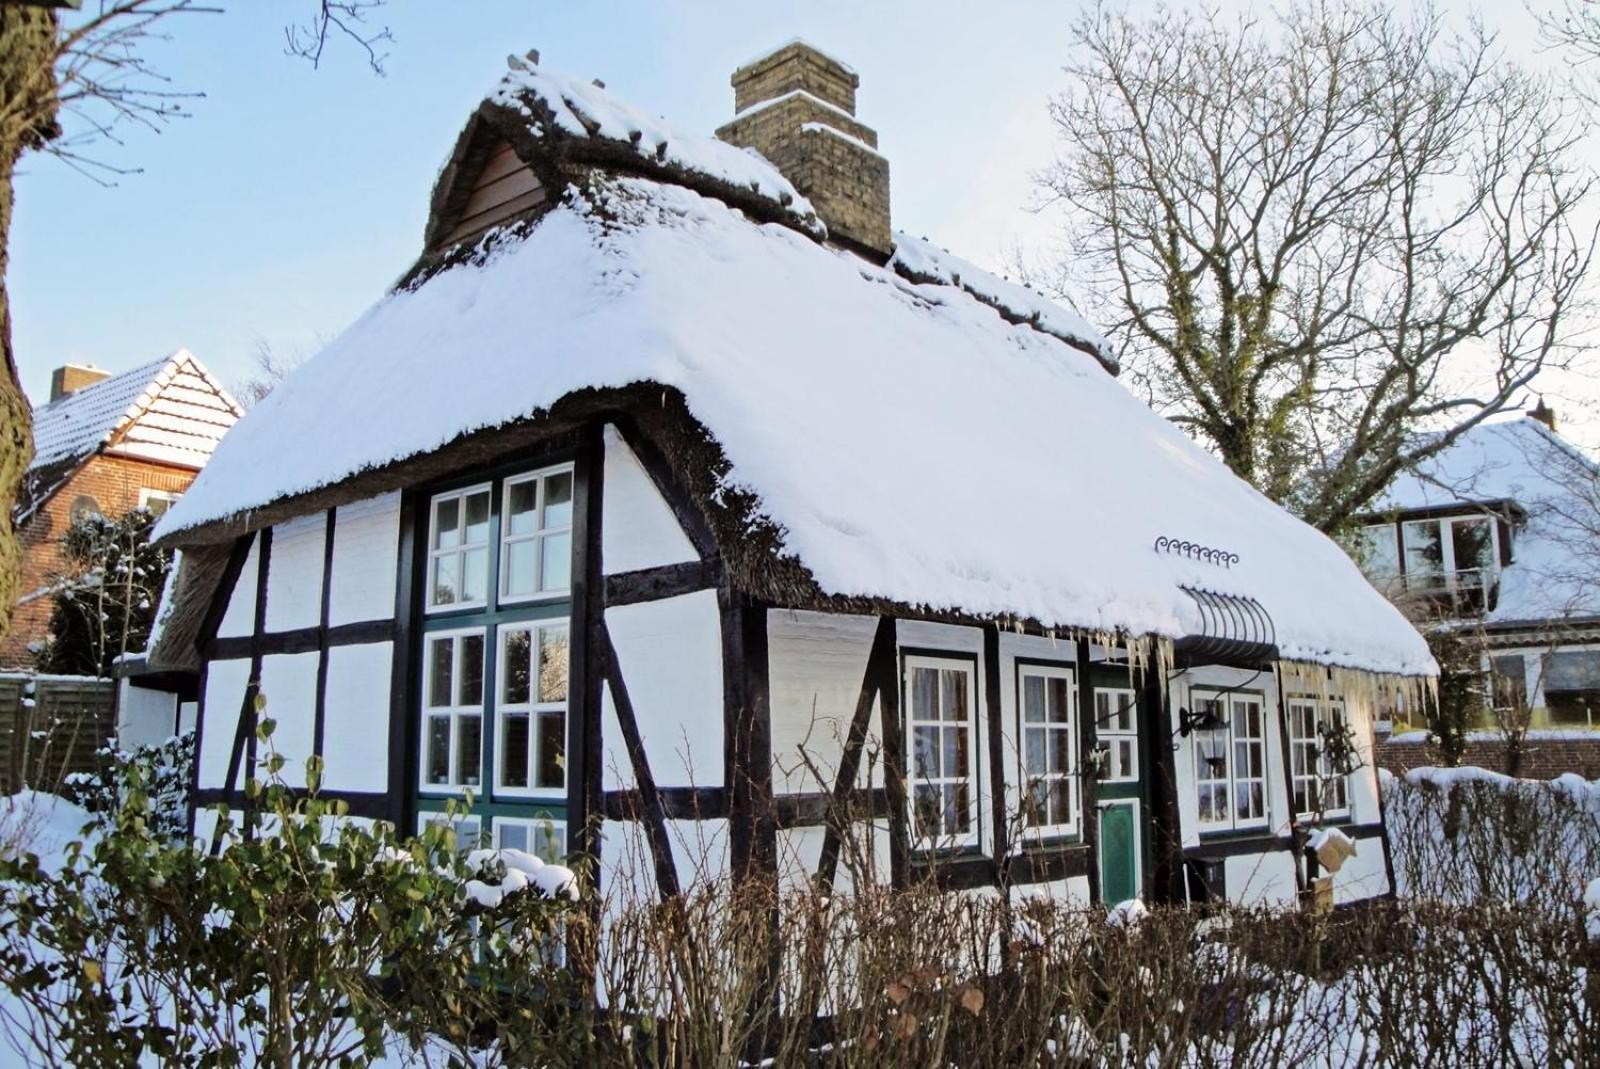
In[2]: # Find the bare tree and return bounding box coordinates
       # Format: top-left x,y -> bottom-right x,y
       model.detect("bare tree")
1537,1 -> 1600,108
0,0 -> 390,644
233,337 -> 306,408
1037,3 -> 1595,532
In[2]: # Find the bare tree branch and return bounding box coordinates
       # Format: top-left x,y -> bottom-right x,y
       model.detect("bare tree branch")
284,0 -> 392,75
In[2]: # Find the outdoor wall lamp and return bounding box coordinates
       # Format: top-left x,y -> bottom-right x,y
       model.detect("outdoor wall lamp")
1176,702 -> 1227,737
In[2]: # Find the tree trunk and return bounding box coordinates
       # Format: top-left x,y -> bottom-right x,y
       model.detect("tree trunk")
0,9 -> 62,642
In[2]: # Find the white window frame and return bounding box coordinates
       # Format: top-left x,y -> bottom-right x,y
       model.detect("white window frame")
491,814 -> 568,863
1095,686 -> 1140,784
904,654 -> 981,851
419,627 -> 487,794
1286,698 -> 1352,821
498,463 -> 576,605
137,488 -> 181,517
1398,514 -> 1500,595
1017,663 -> 1079,840
425,482 -> 493,612
493,621 -> 569,799
417,812 -> 483,851
1193,690 -> 1270,834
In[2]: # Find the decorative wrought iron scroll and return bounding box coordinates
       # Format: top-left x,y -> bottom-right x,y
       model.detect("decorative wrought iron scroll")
1153,536 -> 1240,569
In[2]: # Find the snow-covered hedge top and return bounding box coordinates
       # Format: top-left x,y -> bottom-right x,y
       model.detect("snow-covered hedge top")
156,178 -> 1433,676
491,61 -> 823,236
890,233 -> 1114,369
1371,418 -> 1600,625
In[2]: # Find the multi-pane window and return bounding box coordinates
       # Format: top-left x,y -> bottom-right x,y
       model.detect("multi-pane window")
1541,649 -> 1600,728
421,630 -> 485,790
906,656 -> 979,849
1390,515 -> 1498,597
493,815 -> 567,862
496,623 -> 569,795
1096,687 -> 1139,783
1019,665 -> 1077,836
1194,692 -> 1268,831
418,813 -> 483,851
1287,699 -> 1351,819
428,484 -> 492,609
500,466 -> 574,601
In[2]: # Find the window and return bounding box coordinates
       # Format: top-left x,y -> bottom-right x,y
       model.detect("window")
496,623 -> 569,796
1355,525 -> 1400,588
1542,650 -> 1600,728
421,630 -> 485,790
500,466 -> 574,601
1018,664 -> 1077,837
1287,699 -> 1351,819
493,814 -> 567,862
418,812 -> 483,851
1396,515 -> 1500,600
905,656 -> 979,849
1095,687 -> 1139,783
1490,654 -> 1527,711
138,488 -> 181,518
1193,692 -> 1268,832
427,484 -> 492,610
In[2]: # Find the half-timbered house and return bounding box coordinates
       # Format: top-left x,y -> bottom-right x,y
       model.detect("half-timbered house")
146,44 -> 1434,908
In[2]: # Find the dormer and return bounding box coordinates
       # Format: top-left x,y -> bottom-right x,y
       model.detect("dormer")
1354,501 -> 1524,617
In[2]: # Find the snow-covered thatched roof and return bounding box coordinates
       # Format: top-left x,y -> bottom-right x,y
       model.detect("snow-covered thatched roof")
152,61 -> 1430,676
1372,417 -> 1600,629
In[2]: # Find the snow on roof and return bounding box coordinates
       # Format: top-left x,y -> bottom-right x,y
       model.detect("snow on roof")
157,178 -> 1431,675
890,233 -> 1113,368
29,350 -> 240,475
1372,417 -> 1600,626
491,61 -> 821,234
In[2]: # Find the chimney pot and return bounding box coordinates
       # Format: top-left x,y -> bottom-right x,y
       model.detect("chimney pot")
49,363 -> 110,403
1527,397 -> 1558,432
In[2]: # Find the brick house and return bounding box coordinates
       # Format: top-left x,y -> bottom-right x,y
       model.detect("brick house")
2,352 -> 241,668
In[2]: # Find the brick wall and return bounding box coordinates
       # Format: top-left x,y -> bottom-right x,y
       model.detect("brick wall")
1378,733 -> 1600,780
1,455 -> 196,668
731,41 -> 858,115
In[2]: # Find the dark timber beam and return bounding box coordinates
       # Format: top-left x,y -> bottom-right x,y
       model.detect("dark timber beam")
722,590 -> 774,885
1076,638 -> 1102,903
603,558 -> 723,607
567,423 -> 606,887
983,625 -> 1008,889
1139,667 -> 1184,904
602,626 -> 683,900
188,534 -> 255,835
813,616 -> 895,892
385,492 -> 422,831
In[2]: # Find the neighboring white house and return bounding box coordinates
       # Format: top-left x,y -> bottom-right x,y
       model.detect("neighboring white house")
1356,412 -> 1600,738
143,44 -> 1433,912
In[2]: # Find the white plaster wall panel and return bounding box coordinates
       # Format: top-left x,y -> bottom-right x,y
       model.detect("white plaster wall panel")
193,807 -> 225,848
177,701 -> 197,737
1345,695 -> 1382,825
776,825 -> 827,893
600,425 -> 698,574
768,609 -> 879,795
895,619 -> 982,654
604,590 -> 724,788
329,492 -> 401,626
321,641 -> 394,793
116,680 -> 176,750
828,818 -> 894,893
600,680 -> 634,792
598,819 -> 658,908
216,535 -> 259,638
264,513 -> 328,633
198,658 -> 252,787
668,817 -> 729,891
1010,875 -> 1092,908
1332,840 -> 1391,904
258,651 -> 320,787
1225,851 -> 1299,906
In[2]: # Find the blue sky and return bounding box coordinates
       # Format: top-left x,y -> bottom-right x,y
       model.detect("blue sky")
13,1 -> 1088,402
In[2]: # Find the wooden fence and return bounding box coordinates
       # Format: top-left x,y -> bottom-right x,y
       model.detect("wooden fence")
0,673 -> 116,794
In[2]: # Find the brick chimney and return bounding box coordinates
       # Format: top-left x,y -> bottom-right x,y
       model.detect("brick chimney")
716,41 -> 892,260
1527,397 -> 1557,432
49,364 -> 109,402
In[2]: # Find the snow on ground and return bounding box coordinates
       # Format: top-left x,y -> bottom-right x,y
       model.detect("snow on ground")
0,789 -> 95,872
157,175 -> 1431,677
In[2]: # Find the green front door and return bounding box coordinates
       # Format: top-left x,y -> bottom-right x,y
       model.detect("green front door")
1098,799 -> 1141,905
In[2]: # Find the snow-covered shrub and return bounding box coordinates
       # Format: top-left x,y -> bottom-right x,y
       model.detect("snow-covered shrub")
58,732 -> 193,841
0,717 -> 587,1067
